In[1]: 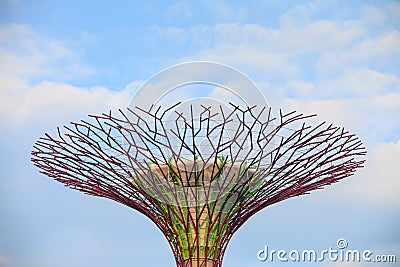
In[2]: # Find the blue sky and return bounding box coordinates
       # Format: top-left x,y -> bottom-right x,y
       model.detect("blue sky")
0,1 -> 399,267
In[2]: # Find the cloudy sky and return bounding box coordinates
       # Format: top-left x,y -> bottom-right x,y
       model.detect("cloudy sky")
0,1 -> 399,267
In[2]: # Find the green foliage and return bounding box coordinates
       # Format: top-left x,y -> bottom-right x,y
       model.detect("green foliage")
130,156 -> 266,260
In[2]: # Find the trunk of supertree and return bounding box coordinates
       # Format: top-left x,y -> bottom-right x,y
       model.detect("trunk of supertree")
164,202 -> 234,267
136,161 -> 246,267
169,205 -> 227,267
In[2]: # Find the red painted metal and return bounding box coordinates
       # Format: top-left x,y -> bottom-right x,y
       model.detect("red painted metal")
31,103 -> 366,266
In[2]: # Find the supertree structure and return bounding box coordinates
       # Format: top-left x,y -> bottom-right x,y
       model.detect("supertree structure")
32,101 -> 366,267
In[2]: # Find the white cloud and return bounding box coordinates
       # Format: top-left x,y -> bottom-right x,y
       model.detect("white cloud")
282,92 -> 400,140
317,30 -> 400,76
276,67 -> 400,101
361,2 -> 400,31
0,23 -> 139,130
323,68 -> 399,96
361,5 -> 387,27
0,23 -> 92,80
151,1 -> 399,94
0,74 -> 138,130
155,18 -> 368,82
387,1 -> 400,26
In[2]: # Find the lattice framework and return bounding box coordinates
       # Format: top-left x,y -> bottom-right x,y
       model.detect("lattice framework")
32,103 -> 366,267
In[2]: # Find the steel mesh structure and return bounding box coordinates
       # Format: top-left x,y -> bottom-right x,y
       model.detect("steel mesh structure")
32,102 -> 366,267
